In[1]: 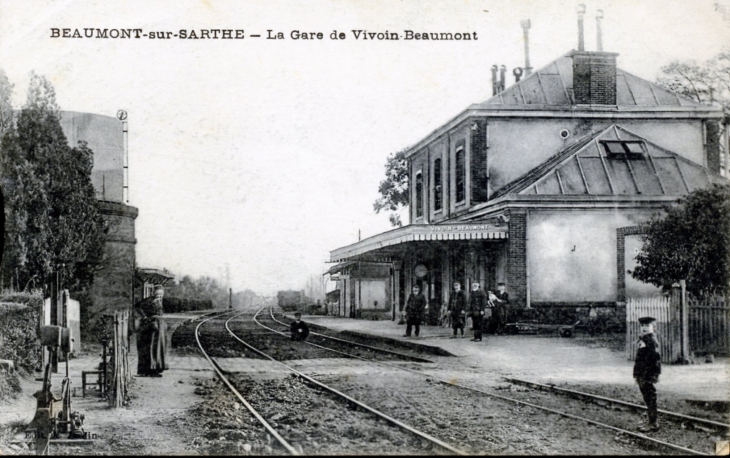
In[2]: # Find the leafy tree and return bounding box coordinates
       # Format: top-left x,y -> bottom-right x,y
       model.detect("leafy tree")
657,52 -> 730,110
0,69 -> 13,137
630,184 -> 730,298
165,274 -> 231,307
0,72 -> 106,291
373,148 -> 409,227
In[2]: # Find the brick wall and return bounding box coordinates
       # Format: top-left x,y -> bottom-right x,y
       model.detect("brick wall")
470,118 -> 488,203
506,209 -> 527,307
572,52 -> 618,105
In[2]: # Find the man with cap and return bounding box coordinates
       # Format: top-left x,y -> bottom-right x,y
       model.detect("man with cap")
290,312 -> 310,341
447,282 -> 467,338
491,282 -> 510,335
403,284 -> 427,337
634,316 -> 661,431
469,282 -> 488,341
134,284 -> 166,377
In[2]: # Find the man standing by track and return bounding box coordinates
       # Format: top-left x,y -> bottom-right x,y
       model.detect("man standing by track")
634,316 -> 661,432
403,284 -> 427,338
469,282 -> 488,342
135,285 -> 166,377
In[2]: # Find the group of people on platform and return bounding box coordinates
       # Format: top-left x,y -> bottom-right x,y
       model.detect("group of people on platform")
402,281 -> 509,341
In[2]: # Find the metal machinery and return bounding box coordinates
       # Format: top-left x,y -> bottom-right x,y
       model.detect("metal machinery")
26,325 -> 95,455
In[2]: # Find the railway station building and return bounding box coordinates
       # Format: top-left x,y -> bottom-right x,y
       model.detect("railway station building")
329,47 -> 729,323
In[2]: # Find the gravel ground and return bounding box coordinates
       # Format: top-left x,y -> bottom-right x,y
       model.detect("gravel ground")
186,373 -> 441,455
288,360 -> 655,455
494,381 -> 724,455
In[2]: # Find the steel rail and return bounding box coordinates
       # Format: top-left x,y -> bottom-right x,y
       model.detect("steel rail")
226,310 -> 468,456
262,307 -> 433,364
261,307 -> 709,456
504,377 -> 730,431
194,312 -> 300,456
436,379 -> 708,456
269,308 -> 434,363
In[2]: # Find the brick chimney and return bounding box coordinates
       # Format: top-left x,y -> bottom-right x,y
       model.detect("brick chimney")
572,51 -> 619,105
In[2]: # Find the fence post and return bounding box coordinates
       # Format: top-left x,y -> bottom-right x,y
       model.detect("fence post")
679,280 -> 690,364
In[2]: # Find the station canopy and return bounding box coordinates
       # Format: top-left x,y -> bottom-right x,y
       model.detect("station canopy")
330,222 -> 507,263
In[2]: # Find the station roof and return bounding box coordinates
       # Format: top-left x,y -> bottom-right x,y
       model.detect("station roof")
403,51 -> 723,160
493,124 -> 726,199
478,51 -> 707,110
330,222 -> 507,262
135,268 -> 175,286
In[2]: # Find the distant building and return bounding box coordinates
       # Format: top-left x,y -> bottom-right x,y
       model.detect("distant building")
330,41 -> 728,322
59,111 -> 138,319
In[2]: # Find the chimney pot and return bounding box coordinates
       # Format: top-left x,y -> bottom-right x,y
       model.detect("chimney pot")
596,9 -> 604,52
520,19 -> 533,76
576,3 -> 586,52
499,65 -> 507,92
491,65 -> 499,96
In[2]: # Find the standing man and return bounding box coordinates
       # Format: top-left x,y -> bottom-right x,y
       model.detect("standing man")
634,316 -> 661,432
290,312 -> 310,341
492,282 -> 510,335
135,284 -> 166,377
403,284 -> 427,338
469,282 -> 488,342
447,282 -> 467,338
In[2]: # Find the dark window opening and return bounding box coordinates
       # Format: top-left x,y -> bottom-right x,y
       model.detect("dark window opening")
602,140 -> 646,158
456,149 -> 465,202
416,172 -> 423,218
434,158 -> 443,211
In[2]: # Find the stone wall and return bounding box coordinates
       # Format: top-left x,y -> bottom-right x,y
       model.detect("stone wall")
88,201 -> 138,320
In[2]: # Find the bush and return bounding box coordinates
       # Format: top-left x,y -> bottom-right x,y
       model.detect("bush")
0,290 -> 43,373
0,369 -> 22,402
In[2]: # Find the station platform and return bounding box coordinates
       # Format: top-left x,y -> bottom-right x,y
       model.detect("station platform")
290,313 -> 730,403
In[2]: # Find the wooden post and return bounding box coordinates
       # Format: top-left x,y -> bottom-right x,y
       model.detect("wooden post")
679,280 -> 690,363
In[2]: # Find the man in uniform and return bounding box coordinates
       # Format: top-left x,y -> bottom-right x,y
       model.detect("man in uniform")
447,282 -> 467,338
634,316 -> 661,432
290,312 -> 310,341
403,284 -> 427,337
469,282 -> 488,342
135,285 -> 166,377
491,282 -> 510,335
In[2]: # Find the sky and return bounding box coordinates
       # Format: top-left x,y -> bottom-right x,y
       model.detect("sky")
1,0 -> 729,295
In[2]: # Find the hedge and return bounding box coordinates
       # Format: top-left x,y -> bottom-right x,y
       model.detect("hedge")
0,290 -> 43,373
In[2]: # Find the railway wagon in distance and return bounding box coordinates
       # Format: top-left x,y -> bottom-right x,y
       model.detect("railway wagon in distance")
277,290 -> 310,312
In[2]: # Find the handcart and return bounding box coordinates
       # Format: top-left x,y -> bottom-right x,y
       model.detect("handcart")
503,320 -> 580,338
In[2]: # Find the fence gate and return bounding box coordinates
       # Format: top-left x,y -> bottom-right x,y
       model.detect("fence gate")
626,296 -> 680,363
688,297 -> 730,356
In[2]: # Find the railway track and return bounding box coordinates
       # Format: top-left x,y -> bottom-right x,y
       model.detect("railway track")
261,307 -> 718,456
192,310 -> 467,455
503,377 -> 730,432
194,312 -> 300,455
